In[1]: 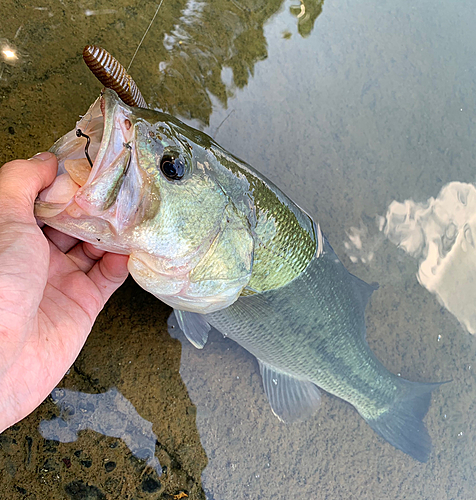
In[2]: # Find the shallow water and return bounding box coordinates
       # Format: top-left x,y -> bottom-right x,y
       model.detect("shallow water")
1,0 -> 476,498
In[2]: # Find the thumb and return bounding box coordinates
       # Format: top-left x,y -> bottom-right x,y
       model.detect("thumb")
0,152 -> 58,224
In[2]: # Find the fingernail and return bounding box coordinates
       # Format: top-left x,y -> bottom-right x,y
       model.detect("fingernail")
29,151 -> 54,161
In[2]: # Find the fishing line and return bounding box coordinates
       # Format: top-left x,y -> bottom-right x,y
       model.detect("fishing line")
214,109 -> 235,138
127,0 -> 165,73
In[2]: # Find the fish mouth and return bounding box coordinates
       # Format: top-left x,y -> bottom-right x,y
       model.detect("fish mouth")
35,89 -> 137,225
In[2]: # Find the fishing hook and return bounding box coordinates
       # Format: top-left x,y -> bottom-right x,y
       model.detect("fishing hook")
123,141 -> 132,176
76,129 -> 93,167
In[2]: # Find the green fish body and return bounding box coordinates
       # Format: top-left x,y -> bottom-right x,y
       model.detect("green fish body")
35,89 -> 440,462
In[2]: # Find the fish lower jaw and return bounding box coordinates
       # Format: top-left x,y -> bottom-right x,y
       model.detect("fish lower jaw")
161,278 -> 248,313
158,293 -> 241,314
127,254 -> 245,314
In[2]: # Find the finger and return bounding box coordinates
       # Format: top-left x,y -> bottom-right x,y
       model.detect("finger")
84,243 -> 109,259
66,242 -> 106,273
0,153 -> 58,225
43,226 -> 79,253
87,253 -> 130,304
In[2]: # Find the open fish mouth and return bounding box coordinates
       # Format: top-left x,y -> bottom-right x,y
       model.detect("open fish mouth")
35,89 -> 137,223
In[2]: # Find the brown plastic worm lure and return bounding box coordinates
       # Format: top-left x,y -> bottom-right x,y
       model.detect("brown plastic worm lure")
82,45 -> 147,108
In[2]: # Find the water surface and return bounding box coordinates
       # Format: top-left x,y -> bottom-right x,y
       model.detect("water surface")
1,0 -> 476,498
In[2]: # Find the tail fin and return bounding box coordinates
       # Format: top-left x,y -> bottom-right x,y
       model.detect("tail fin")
365,380 -> 443,462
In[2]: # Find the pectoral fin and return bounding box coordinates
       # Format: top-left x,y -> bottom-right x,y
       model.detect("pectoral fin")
173,309 -> 211,349
258,359 -> 321,423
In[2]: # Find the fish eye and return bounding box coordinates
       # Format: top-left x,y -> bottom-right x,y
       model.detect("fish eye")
160,154 -> 185,180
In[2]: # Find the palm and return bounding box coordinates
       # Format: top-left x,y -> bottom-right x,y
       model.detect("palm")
0,223 -> 128,430
0,154 -> 129,432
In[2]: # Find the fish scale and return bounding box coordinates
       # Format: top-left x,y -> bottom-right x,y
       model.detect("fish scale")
206,235 -> 397,414
36,87 -> 441,463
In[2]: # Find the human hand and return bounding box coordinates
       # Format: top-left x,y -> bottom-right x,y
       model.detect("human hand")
0,152 -> 129,432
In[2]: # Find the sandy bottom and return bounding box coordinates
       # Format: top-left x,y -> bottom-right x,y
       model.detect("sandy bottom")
0,279 -> 207,500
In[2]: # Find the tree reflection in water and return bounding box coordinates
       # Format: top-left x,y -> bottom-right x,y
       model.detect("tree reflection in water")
147,0 -> 324,123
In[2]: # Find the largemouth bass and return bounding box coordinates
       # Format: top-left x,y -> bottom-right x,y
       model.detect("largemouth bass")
35,89 -> 441,462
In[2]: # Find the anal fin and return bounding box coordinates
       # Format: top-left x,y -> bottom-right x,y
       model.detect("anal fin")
173,309 -> 211,349
258,359 -> 321,423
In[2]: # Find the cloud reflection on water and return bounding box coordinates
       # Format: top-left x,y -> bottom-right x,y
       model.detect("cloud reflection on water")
384,181 -> 476,335
39,387 -> 162,475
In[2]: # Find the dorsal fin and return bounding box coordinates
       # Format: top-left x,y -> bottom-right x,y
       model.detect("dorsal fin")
351,275 -> 379,309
